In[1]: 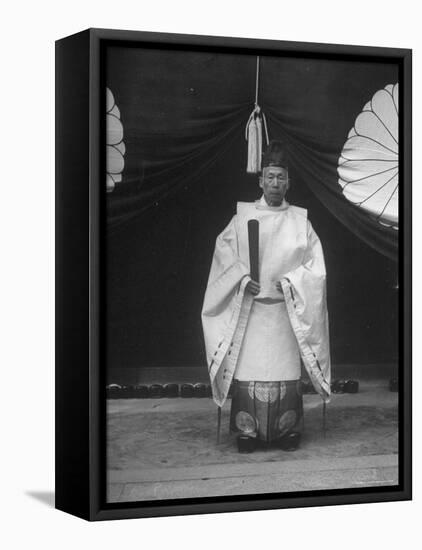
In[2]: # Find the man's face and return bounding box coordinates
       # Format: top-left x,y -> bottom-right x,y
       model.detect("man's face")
259,166 -> 289,206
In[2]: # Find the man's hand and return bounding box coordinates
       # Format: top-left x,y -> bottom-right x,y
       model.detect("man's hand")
276,281 -> 285,300
245,279 -> 260,296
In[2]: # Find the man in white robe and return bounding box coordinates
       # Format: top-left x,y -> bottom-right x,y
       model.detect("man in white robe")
201,141 -> 331,451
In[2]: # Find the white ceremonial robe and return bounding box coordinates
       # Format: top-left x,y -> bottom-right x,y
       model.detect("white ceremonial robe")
201,197 -> 331,407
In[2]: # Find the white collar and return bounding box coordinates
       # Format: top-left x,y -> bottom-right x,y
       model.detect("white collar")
255,195 -> 289,211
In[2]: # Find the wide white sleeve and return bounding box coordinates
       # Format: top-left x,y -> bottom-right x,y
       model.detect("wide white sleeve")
280,220 -> 331,399
202,216 -> 250,318
201,217 -> 252,406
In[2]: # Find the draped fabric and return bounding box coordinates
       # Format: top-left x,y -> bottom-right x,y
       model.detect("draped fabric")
106,47 -> 399,260
201,200 -> 331,407
105,47 -> 399,374
230,380 -> 304,443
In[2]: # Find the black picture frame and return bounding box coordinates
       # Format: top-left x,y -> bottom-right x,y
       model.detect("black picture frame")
55,28 -> 412,521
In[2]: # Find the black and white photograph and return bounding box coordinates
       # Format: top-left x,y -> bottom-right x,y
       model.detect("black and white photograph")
3,0 -> 421,545
104,41 -> 405,503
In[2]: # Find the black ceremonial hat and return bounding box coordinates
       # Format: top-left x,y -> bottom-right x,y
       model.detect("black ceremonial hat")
261,140 -> 288,169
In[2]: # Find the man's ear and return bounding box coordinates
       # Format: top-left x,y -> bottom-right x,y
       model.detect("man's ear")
259,175 -> 263,189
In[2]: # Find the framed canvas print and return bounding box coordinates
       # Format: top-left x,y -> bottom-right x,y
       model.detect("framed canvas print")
55,28 -> 412,520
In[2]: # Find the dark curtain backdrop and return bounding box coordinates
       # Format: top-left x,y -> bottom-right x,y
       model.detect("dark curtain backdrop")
105,46 -> 399,372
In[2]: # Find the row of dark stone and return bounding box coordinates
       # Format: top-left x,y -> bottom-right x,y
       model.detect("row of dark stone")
106,383 -> 212,399
298,379 -> 360,394
106,378 -> 398,399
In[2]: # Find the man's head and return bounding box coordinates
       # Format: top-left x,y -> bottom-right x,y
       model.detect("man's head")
259,165 -> 289,206
259,140 -> 289,206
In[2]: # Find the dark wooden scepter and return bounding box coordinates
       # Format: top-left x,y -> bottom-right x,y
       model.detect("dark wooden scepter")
248,219 -> 260,283
216,219 -> 260,445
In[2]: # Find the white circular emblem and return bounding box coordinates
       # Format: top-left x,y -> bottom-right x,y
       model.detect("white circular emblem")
235,411 -> 257,434
248,382 -> 280,403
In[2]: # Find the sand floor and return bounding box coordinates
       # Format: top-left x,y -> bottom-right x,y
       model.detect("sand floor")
107,381 -> 398,502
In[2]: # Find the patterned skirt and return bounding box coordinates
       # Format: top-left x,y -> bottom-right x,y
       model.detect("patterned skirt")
230,379 -> 303,443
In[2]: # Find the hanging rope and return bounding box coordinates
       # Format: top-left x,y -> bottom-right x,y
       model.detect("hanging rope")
246,56 -> 269,173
